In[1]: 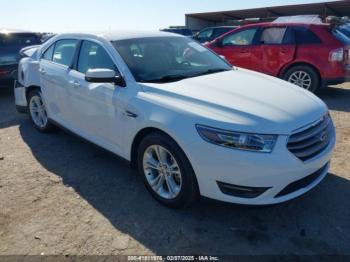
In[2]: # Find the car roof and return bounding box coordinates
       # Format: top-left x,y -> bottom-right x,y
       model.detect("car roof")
201,26 -> 237,30
0,29 -> 35,34
55,31 -> 185,42
237,22 -> 330,28
211,26 -> 238,28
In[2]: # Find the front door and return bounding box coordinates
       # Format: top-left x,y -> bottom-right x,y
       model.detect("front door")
212,28 -> 258,70
66,40 -> 123,152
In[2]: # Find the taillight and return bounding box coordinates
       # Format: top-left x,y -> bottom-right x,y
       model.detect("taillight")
329,48 -> 344,62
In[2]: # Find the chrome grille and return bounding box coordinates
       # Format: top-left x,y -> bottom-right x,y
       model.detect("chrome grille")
287,114 -> 332,161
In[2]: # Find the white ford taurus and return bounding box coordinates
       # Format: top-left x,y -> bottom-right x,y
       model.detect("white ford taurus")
15,32 -> 336,208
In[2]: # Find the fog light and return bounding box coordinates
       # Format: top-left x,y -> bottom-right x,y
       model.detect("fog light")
217,181 -> 270,198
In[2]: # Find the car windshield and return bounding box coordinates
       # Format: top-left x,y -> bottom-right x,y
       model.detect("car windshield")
332,28 -> 350,45
0,33 -> 40,65
112,36 -> 232,83
163,29 -> 192,36
336,23 -> 350,38
0,33 -> 39,48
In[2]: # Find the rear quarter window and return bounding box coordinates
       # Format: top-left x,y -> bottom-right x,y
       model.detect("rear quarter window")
293,27 -> 322,44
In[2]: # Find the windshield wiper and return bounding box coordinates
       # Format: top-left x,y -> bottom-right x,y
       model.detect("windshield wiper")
192,68 -> 232,77
141,74 -> 190,83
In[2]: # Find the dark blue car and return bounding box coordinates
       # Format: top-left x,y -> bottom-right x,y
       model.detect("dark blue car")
0,30 -> 41,88
160,28 -> 193,37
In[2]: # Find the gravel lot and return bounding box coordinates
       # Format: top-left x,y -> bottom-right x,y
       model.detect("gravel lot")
0,83 -> 349,256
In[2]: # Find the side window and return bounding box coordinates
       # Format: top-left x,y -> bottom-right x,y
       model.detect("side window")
197,29 -> 214,40
260,27 -> 287,44
77,41 -> 116,74
222,28 -> 257,46
52,39 -> 78,66
42,44 -> 55,61
294,27 -> 322,44
213,28 -> 232,38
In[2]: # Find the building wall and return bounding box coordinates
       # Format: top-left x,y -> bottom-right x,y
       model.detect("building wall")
185,1 -> 350,31
186,16 -> 223,32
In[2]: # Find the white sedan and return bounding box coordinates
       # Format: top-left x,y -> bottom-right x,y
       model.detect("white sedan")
15,32 -> 335,208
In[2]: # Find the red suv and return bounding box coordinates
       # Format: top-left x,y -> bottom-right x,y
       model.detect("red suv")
207,22 -> 350,93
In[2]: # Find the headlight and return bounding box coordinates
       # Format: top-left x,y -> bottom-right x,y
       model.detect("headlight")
196,125 -> 277,153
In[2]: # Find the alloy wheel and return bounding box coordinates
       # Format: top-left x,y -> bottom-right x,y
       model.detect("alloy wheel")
143,145 -> 182,199
288,71 -> 312,90
29,95 -> 48,128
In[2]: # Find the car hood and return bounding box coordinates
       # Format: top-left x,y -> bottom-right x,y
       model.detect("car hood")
141,68 -> 328,135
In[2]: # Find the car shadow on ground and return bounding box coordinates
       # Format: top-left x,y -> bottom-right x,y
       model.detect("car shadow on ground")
0,88 -> 27,129
18,119 -> 350,255
319,85 -> 350,113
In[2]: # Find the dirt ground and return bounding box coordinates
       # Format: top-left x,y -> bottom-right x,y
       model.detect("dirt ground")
0,83 -> 349,256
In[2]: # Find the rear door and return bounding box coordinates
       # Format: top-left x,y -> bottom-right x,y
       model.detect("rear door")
39,39 -> 79,124
251,26 -> 296,76
211,27 -> 258,69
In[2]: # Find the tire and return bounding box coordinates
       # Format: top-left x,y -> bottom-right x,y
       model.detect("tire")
27,89 -> 54,132
283,65 -> 320,93
137,132 -> 199,208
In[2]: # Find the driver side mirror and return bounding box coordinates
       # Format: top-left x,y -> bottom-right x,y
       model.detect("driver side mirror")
85,68 -> 126,87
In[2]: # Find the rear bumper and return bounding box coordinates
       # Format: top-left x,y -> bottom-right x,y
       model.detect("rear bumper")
0,79 -> 15,88
321,64 -> 350,86
323,77 -> 346,86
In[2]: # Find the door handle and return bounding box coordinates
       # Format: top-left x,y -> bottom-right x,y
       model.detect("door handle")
39,68 -> 46,75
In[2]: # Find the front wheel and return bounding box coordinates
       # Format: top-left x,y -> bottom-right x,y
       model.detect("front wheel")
137,132 -> 199,208
28,89 -> 54,132
283,65 -> 320,93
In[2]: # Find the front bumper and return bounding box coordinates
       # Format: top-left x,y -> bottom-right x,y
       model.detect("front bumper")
185,128 -> 336,205
14,80 -> 28,110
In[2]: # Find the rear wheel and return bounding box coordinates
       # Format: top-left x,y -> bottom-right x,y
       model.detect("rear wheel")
137,132 -> 199,208
283,65 -> 320,93
28,89 -> 54,132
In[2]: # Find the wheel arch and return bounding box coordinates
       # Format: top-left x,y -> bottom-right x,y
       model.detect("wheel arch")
129,126 -> 194,172
26,85 -> 41,99
130,127 -> 176,168
130,125 -> 200,204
